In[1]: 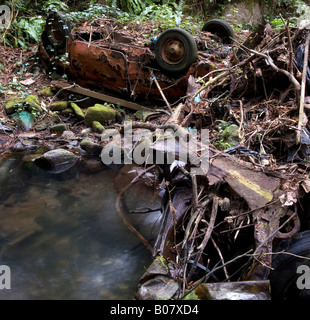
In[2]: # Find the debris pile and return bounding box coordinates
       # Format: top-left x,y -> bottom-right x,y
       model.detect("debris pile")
1,14 -> 310,300
131,22 -> 310,300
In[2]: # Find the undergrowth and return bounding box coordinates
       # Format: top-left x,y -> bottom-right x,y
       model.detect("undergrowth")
0,0 -> 202,49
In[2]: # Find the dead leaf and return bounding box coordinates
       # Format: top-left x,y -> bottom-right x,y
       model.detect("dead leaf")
20,78 -> 35,86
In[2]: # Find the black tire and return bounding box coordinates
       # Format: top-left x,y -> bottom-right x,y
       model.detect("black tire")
45,11 -> 71,50
270,230 -> 310,300
202,19 -> 234,45
154,28 -> 197,73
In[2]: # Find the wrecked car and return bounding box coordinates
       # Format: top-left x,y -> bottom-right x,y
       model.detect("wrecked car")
39,12 -> 234,105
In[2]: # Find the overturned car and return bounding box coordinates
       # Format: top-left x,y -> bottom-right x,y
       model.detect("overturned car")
39,12 -> 234,105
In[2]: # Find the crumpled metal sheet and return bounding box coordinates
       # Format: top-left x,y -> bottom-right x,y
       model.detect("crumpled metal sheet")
135,256 -> 179,300
194,280 -> 271,300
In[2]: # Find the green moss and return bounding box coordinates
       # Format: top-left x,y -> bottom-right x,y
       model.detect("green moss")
24,95 -> 40,106
24,95 -> 42,113
183,291 -> 199,300
49,123 -> 67,134
92,121 -> 105,133
157,255 -> 169,272
70,102 -> 85,121
40,87 -> 54,97
4,97 -> 23,115
50,101 -> 68,111
84,104 -> 116,127
156,296 -> 170,300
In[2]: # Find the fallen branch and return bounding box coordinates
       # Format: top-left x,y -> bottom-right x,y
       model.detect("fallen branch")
234,39 -> 301,91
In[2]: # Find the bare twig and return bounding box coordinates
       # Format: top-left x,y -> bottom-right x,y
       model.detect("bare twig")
187,196 -> 219,280
115,165 -> 156,253
150,70 -> 173,113
296,33 -> 310,144
180,249 -> 253,299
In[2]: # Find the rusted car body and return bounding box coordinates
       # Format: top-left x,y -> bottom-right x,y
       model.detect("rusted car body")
39,12 -> 227,104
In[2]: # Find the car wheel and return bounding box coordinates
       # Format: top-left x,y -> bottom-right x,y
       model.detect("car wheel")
202,19 -> 234,45
270,230 -> 310,300
45,11 -> 71,50
154,28 -> 197,73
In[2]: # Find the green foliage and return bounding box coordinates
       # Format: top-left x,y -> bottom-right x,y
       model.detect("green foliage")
264,0 -> 307,26
1,0 -> 69,48
213,121 -> 232,151
133,1 -> 201,32
43,0 -> 69,13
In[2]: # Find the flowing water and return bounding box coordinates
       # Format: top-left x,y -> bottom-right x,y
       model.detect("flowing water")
0,155 -> 161,300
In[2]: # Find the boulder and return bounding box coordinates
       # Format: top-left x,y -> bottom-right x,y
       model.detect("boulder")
34,148 -> 79,173
84,104 -> 116,127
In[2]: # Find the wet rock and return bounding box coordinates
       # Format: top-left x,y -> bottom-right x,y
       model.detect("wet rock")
50,123 -> 67,134
49,101 -> 68,111
34,148 -> 79,173
84,104 -> 116,127
12,140 -> 38,152
92,121 -> 105,133
70,103 -> 85,121
80,139 -> 103,157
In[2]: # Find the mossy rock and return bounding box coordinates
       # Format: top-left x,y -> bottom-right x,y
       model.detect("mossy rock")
84,104 -> 116,127
40,87 -> 54,97
4,97 -> 24,115
92,121 -> 105,133
70,102 -> 85,121
50,101 -> 68,111
49,123 -> 67,134
80,139 -> 103,157
24,95 -> 42,113
35,121 -> 50,131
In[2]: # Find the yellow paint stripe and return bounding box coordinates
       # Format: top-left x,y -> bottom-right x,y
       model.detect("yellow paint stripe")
227,169 -> 273,201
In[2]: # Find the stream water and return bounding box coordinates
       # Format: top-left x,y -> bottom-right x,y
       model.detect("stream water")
0,154 -> 161,300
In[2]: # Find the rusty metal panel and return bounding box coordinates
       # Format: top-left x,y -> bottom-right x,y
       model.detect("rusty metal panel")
68,40 -> 129,93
